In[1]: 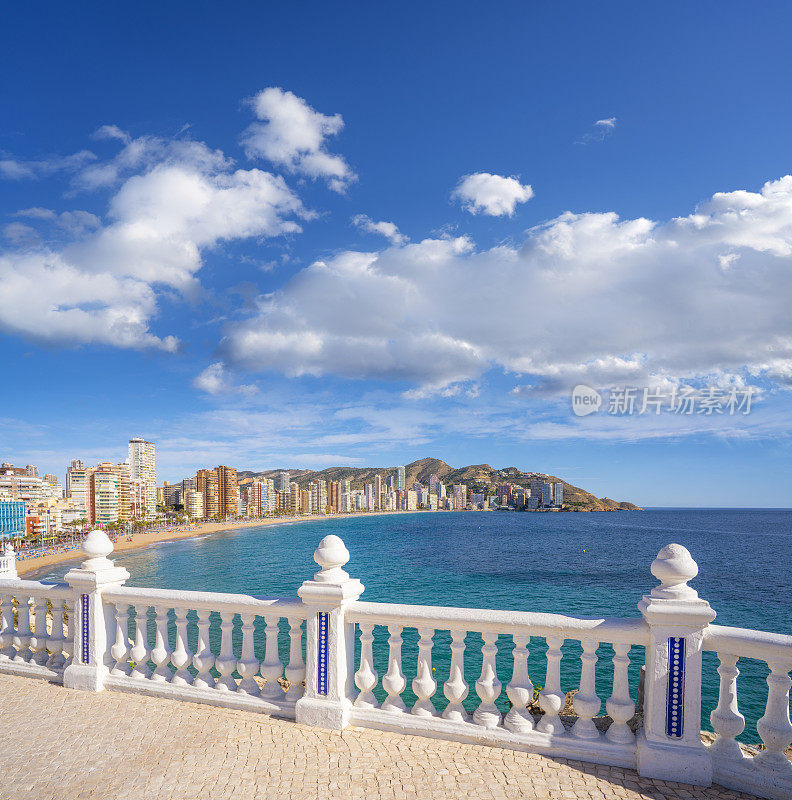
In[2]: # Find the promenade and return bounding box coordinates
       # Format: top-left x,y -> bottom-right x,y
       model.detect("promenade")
0,674 -> 756,800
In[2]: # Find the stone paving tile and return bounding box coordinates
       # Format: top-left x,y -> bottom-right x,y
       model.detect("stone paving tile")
0,674 -> 760,800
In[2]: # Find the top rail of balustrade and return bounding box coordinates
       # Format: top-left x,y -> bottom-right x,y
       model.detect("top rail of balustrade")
703,623 -> 792,663
349,600 -> 649,645
0,578 -> 72,601
102,585 -> 305,619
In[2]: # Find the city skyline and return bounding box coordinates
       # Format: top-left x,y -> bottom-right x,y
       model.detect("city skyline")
2,4 -> 792,507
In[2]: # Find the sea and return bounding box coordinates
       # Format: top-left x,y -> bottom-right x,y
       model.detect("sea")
38,508 -> 792,743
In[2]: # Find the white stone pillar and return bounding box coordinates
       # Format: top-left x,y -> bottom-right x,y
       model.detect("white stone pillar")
0,543 -> 17,578
295,535 -> 364,730
63,530 -> 130,692
636,544 -> 715,787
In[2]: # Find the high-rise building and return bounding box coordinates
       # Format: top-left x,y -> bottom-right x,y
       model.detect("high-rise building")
553,482 -> 564,507
328,481 -> 341,513
196,469 -> 219,517
128,438 -> 156,518
86,462 -> 131,525
428,474 -> 440,496
215,466 -> 238,518
0,500 -> 25,539
278,471 -> 290,493
25,464 -> 38,477
185,490 -> 204,519
541,482 -> 553,507
66,464 -> 88,515
397,466 -> 406,492
374,475 -> 382,510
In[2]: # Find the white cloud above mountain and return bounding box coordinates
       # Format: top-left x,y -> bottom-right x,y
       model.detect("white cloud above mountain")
241,87 -> 357,192
451,172 -> 534,216
216,175 -> 792,398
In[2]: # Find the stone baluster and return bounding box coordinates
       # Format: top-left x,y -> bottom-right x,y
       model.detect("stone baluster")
537,636 -> 566,735
285,616 -> 305,702
636,544 -> 715,786
62,600 -> 74,667
29,596 -> 49,665
473,631 -> 502,728
573,639 -> 601,739
46,600 -> 68,669
170,607 -> 193,686
260,615 -> 284,700
150,606 -> 172,682
129,605 -> 151,679
192,609 -> 215,689
214,610 -> 238,691
295,535 -> 365,730
754,659 -> 792,777
505,634 -> 534,733
0,594 -> 15,660
606,642 -> 636,744
709,652 -> 744,760
381,624 -> 407,712
353,622 -> 378,708
11,595 -> 32,662
237,612 -> 260,695
412,627 -> 437,716
109,602 -> 131,676
442,629 -> 469,722
63,530 -> 130,692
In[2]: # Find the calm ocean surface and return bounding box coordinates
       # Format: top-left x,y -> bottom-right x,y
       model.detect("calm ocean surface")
41,508 -> 792,742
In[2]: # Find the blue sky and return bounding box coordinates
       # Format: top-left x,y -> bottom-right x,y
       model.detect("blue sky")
2,2 -> 792,506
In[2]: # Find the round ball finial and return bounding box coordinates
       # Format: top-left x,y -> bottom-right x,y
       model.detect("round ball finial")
82,529 -> 114,565
650,543 -> 698,598
313,534 -> 350,583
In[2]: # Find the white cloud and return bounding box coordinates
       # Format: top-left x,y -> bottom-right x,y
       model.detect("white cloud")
351,214 -> 407,245
193,362 -> 258,396
451,172 -> 534,217
215,175 -> 792,399
241,87 -> 357,192
0,132 -> 309,351
577,117 -> 617,144
0,150 -> 96,180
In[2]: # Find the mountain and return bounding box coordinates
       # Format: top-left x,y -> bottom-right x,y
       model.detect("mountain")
237,457 -> 641,511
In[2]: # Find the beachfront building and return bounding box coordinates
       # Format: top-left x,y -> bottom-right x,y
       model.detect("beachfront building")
0,467 -> 44,506
185,490 -> 204,519
128,438 -> 156,518
246,480 -> 274,516
0,500 -> 24,539
553,482 -> 564,506
195,469 -> 219,517
83,462 -> 131,526
396,465 -> 405,491
278,471 -> 289,493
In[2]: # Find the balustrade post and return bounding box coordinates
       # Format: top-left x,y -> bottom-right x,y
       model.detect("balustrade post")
636,544 -> 715,786
295,535 -> 364,730
0,543 -> 18,578
63,530 -> 130,692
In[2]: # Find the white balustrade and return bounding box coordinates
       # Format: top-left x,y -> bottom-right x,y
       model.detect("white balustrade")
537,636 -> 566,735
29,597 -> 49,665
110,602 -> 131,676
754,659 -> 792,776
46,600 -> 68,669
62,600 -> 74,668
443,629 -> 469,722
572,639 -> 601,739
381,624 -> 407,712
411,627 -> 436,717
170,607 -> 193,686
709,652 -> 744,759
214,610 -> 238,691
284,616 -> 305,702
237,612 -> 259,695
150,606 -> 172,682
260,615 -> 284,700
192,609 -> 215,689
354,622 -> 378,708
605,642 -> 635,744
129,605 -> 151,680
473,631 -> 502,728
504,634 -> 533,733
0,594 -> 14,660
11,595 -> 32,663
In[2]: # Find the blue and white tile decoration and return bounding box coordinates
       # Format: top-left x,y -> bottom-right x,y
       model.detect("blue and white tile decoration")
80,593 -> 90,665
317,612 -> 329,696
666,636 -> 685,738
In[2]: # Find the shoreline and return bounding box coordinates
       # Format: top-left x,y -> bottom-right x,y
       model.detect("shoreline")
16,510 -> 432,579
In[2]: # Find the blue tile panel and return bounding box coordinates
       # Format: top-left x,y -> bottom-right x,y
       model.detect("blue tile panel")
317,612 -> 329,696
666,636 -> 685,738
0,501 -> 25,538
80,593 -> 90,665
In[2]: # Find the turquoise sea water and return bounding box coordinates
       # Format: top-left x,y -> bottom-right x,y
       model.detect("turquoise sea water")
40,509 -> 792,742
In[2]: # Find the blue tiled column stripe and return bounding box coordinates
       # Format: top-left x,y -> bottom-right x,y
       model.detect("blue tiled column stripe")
317,612 -> 329,696
80,593 -> 90,665
666,636 -> 685,738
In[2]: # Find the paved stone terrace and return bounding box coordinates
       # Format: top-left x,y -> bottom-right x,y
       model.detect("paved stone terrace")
0,674 -> 759,800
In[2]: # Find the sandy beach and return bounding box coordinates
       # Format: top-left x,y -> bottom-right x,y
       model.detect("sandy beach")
15,512 -> 404,578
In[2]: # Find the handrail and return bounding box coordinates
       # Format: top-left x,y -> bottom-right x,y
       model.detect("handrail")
0,578 -> 73,601
703,623 -> 792,663
103,585 -> 305,617
349,600 -> 649,645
